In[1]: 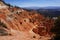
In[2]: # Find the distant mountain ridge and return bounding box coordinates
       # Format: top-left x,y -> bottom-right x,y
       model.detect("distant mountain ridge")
23,6 -> 60,9
23,6 -> 60,17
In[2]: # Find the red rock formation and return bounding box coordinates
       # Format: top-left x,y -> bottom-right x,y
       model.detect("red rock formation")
0,0 -> 55,37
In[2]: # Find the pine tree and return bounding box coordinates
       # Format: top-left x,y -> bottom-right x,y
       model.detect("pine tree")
51,16 -> 60,40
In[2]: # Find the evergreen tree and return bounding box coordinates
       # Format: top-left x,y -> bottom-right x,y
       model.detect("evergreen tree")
51,16 -> 60,40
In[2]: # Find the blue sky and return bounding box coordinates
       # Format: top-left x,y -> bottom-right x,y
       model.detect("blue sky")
4,0 -> 60,7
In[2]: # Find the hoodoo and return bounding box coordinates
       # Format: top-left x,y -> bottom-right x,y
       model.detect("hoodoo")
0,0 -> 55,40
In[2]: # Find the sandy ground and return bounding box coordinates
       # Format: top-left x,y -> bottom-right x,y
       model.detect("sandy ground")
0,30 -> 51,40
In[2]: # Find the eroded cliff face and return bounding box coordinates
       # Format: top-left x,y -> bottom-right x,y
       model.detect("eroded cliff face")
0,0 -> 55,40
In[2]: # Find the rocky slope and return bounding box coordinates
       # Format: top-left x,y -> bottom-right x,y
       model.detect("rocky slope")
0,0 -> 55,40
